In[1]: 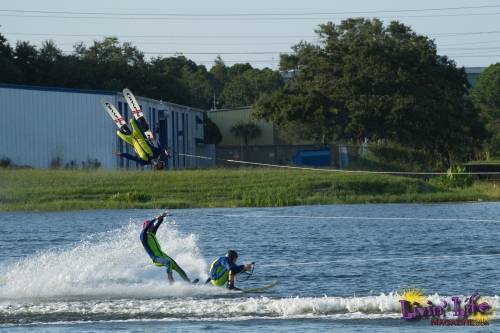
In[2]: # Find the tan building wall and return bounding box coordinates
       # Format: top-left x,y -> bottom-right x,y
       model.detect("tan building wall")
207,107 -> 274,146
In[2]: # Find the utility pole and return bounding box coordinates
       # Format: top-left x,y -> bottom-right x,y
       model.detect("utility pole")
212,92 -> 219,111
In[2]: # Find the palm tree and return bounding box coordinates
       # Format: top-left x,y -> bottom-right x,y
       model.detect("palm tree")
230,121 -> 262,160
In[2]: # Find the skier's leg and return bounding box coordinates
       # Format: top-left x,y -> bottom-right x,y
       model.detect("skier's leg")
129,118 -> 153,157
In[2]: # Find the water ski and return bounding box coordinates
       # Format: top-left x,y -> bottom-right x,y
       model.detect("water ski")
122,88 -> 155,145
239,281 -> 278,293
101,98 -> 129,132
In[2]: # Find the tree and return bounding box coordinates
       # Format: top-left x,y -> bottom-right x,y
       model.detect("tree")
222,68 -> 284,108
230,121 -> 262,146
221,66 -> 284,108
204,116 -> 222,144
0,36 -> 280,115
208,58 -> 284,109
76,37 -> 147,91
254,18 -> 487,166
471,63 -> 500,157
38,40 -> 63,85
230,121 -> 262,159
0,33 -> 22,83
14,41 -> 39,84
147,55 -> 213,108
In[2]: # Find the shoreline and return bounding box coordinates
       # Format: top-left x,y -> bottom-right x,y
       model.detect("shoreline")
0,169 -> 499,211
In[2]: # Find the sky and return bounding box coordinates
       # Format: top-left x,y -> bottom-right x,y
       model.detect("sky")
2,0 -> 500,69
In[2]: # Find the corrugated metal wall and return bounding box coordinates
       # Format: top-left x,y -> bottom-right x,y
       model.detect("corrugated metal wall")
0,85 -> 118,169
207,107 -> 274,146
0,84 -> 211,169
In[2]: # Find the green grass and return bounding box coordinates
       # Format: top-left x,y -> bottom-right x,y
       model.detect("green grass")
0,168 -> 499,211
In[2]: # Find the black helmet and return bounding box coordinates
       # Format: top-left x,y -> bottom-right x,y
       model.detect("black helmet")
226,250 -> 238,262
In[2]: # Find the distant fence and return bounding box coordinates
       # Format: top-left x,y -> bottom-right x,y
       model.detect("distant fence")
215,144 -> 479,175
465,163 -> 500,180
191,144 -> 216,168
216,144 -> 369,169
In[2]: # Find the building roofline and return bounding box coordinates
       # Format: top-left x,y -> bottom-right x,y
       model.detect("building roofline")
138,95 -> 207,113
0,82 -> 207,112
464,67 -> 486,74
208,106 -> 252,112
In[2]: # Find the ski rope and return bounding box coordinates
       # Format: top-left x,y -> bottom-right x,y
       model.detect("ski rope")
177,153 -> 500,176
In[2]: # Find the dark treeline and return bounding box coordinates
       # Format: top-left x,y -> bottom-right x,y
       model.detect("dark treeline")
2,22 -> 499,167
255,19 -> 493,167
0,34 -> 284,109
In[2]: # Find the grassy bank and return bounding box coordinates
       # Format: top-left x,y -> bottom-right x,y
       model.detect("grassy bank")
0,169 -> 499,211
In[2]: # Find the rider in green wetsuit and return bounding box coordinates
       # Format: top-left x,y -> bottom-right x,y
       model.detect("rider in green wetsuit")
115,117 -> 169,170
140,212 -> 195,284
117,117 -> 154,162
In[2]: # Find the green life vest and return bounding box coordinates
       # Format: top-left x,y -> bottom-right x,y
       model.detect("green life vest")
209,258 -> 229,286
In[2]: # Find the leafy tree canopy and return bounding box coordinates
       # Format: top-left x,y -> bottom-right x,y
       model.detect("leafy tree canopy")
471,63 -> 500,156
230,121 -> 262,146
204,116 -> 223,144
254,18 -> 487,165
0,33 -> 283,110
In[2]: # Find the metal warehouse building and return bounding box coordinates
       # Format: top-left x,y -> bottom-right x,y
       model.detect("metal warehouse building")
0,84 -> 214,169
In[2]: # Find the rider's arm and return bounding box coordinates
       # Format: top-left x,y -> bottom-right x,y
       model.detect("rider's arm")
150,214 -> 166,234
223,259 -> 245,274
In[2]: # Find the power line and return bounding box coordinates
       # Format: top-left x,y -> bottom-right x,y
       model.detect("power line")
59,49 -> 500,56
37,39 -> 500,48
54,41 -> 308,46
194,60 -> 276,64
440,39 -> 500,46
55,53 -> 278,64
2,32 -> 314,39
59,50 -> 289,55
440,46 -> 500,50
1,5 -> 500,16
433,30 -> 500,37
137,51 -> 291,55
448,54 -> 500,57
3,12 -> 500,21
28,40 -> 500,50
6,30 -> 500,39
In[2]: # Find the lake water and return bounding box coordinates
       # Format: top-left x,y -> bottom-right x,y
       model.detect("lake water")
1,203 -> 500,332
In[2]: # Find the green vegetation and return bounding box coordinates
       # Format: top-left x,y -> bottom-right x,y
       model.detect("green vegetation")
230,121 -> 262,146
0,169 -> 499,211
0,35 -> 283,109
435,165 -> 474,188
471,63 -> 500,157
203,116 -> 222,144
254,18 -> 486,167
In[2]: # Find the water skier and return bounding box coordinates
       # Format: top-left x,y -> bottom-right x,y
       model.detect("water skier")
102,89 -> 169,170
140,212 -> 196,284
206,250 -> 254,290
113,113 -> 170,170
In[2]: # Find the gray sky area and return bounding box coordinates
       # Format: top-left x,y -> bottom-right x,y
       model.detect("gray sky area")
2,0 -> 500,69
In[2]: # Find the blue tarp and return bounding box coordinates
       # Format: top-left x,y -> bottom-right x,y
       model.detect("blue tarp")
293,149 -> 331,167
